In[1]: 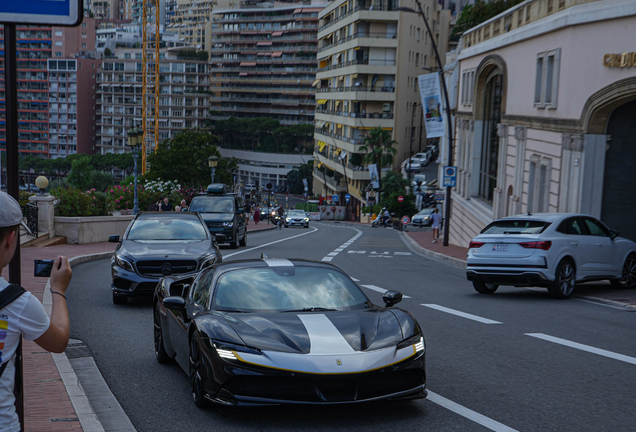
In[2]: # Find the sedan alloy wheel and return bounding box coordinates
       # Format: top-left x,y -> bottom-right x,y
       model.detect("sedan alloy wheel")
548,259 -> 576,299
611,253 -> 636,289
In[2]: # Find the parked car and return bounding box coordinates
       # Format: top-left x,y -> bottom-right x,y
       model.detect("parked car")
284,209 -> 310,228
412,207 -> 438,227
411,174 -> 427,190
108,212 -> 223,305
188,184 -> 247,249
466,213 -> 636,299
153,258 -> 426,407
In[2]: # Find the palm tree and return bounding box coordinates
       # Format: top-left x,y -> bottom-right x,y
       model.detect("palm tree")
359,127 -> 397,203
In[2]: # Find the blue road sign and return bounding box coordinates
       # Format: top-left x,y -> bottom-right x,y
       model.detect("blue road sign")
332,194 -> 339,203
0,0 -> 82,26
443,165 -> 457,188
345,193 -> 351,203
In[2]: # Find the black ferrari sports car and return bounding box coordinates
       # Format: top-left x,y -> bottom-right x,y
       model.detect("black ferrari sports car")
153,258 -> 426,407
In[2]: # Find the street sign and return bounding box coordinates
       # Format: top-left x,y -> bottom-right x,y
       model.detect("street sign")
332,195 -> 339,203
443,166 -> 457,188
345,193 -> 350,203
435,192 -> 445,201
266,183 -> 273,190
0,0 -> 83,26
397,195 -> 404,203
401,215 -> 410,225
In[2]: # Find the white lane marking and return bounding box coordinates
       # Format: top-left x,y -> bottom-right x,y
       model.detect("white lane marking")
525,333 -> 636,366
297,314 -> 354,354
320,227 -> 363,262
350,277 -> 360,281
394,251 -> 412,256
361,285 -> 411,299
427,391 -> 519,432
224,227 -> 318,259
421,304 -> 502,324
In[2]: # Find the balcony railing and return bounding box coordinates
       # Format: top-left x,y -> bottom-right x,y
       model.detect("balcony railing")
317,58 -> 396,72
318,32 -> 397,53
318,3 -> 401,33
316,85 -> 395,93
315,128 -> 366,146
316,109 -> 393,119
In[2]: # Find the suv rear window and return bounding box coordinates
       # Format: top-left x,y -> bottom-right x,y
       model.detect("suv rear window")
481,220 -> 550,235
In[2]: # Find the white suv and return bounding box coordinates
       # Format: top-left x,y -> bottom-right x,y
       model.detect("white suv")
466,213 -> 636,299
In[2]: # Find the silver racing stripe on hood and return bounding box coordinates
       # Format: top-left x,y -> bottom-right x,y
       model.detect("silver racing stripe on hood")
232,314 -> 417,374
263,259 -> 294,267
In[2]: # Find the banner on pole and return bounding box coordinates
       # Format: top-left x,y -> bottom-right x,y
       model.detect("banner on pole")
418,74 -> 446,139
368,164 -> 380,189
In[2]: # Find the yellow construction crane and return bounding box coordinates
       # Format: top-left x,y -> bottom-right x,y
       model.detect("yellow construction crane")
141,0 -> 160,174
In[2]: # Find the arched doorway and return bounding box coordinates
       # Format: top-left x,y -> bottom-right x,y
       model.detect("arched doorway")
478,70 -> 503,203
601,99 -> 636,241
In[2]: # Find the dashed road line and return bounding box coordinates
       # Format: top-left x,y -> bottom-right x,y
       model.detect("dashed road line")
320,226 -> 363,262
361,284 -> 411,299
421,304 -> 502,324
224,227 -> 319,259
427,391 -> 519,432
526,333 -> 636,365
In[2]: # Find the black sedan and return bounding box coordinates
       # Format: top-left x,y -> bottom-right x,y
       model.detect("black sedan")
109,212 -> 223,305
153,258 -> 426,407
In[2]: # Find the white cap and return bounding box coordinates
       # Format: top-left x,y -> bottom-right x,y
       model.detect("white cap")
0,192 -> 25,228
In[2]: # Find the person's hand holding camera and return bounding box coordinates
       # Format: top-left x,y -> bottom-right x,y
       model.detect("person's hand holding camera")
50,256 -> 72,295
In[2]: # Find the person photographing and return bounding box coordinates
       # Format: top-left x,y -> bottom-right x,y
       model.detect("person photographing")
0,192 -> 73,432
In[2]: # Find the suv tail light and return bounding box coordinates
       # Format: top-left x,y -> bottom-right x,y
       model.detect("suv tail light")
469,241 -> 485,249
519,241 -> 552,250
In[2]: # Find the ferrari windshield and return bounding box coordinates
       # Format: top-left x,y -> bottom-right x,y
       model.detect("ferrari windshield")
189,197 -> 235,213
212,266 -> 368,312
127,216 -> 208,240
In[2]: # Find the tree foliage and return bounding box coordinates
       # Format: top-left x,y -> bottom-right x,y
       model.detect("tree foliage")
67,155 -> 92,191
286,160 -> 314,194
451,0 -> 525,39
359,127 -> 397,202
146,129 -> 237,188
213,117 -> 314,154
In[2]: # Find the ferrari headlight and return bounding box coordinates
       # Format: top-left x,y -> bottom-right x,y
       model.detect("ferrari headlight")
414,336 -> 425,353
396,334 -> 425,354
222,221 -> 233,227
114,254 -> 134,272
213,340 -> 262,361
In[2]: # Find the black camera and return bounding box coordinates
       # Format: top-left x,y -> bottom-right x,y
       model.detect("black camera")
34,260 -> 55,278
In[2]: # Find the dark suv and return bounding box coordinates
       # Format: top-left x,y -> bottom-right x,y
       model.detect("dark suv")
188,185 -> 247,248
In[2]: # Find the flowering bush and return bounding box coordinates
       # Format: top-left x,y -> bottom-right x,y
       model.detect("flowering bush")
106,180 -> 204,211
52,187 -> 114,217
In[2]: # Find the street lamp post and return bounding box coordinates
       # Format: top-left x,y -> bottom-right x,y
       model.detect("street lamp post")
127,128 -> 143,215
396,2 -> 454,246
208,155 -> 219,184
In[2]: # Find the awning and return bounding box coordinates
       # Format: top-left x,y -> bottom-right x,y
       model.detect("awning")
335,101 -> 340,106
351,73 -> 358,78
324,122 -> 331,127
271,52 -> 283,57
257,52 -> 272,56
239,72 -> 248,76
257,41 -> 272,46
240,62 -> 256,66
241,31 -> 258,35
333,53 -> 341,60
311,79 -> 320,87
271,31 -> 283,37
356,127 -> 393,130
317,99 -> 327,104
316,121 -> 326,128
318,141 -> 327,152
354,46 -> 361,50
293,8 -> 302,13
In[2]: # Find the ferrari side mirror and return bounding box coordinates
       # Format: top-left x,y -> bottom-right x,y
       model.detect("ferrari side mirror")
383,290 -> 403,307
163,296 -> 186,312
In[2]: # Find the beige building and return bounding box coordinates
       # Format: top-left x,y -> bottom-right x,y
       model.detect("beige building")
312,0 -> 450,210
165,0 -> 214,53
96,47 -> 210,154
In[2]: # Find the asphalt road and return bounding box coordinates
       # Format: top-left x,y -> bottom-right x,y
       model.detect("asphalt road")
67,222 -> 636,432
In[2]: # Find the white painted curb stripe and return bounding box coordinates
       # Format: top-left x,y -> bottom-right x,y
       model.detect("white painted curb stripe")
421,304 -> 502,324
525,333 -> 636,365
361,284 -> 411,299
427,391 -> 519,432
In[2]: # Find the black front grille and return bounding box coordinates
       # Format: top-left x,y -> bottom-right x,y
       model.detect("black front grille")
136,260 -> 198,276
113,278 -> 132,290
207,222 -> 224,228
223,368 -> 423,402
135,282 -> 159,294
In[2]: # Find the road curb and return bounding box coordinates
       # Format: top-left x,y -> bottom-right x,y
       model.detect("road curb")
578,295 -> 636,311
399,231 -> 467,270
43,251 -> 118,432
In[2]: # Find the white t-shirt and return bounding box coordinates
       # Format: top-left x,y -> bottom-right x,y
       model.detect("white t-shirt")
0,277 -> 50,432
431,212 -> 442,228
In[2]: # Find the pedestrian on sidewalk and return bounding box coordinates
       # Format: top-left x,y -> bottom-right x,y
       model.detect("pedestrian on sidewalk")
160,197 -> 173,212
253,205 -> 260,225
431,208 -> 441,243
0,192 -> 73,432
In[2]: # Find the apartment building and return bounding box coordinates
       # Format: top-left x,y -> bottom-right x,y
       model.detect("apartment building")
0,26 -> 52,158
165,0 -> 214,52
96,47 -> 210,154
209,2 -> 327,126
311,0 -> 450,211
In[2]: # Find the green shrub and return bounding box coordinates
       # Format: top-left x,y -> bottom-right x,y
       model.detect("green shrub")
52,187 -> 113,217
88,170 -> 115,192
19,191 -> 34,215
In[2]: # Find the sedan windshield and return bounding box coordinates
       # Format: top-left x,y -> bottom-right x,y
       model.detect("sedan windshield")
189,197 -> 235,213
481,220 -> 550,235
287,211 -> 307,217
127,217 -> 208,240
212,267 -> 368,312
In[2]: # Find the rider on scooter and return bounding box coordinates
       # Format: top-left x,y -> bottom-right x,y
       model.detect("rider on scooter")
381,207 -> 390,227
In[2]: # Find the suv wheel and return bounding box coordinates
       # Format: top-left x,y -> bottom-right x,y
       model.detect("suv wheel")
610,253 -> 636,289
239,231 -> 247,247
231,230 -> 239,249
548,259 -> 576,299
472,281 -> 498,294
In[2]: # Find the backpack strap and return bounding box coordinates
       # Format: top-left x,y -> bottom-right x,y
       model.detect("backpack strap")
0,284 -> 26,310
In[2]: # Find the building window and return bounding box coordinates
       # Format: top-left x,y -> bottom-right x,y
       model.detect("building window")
55,52 -> 62,57
527,156 -> 551,212
55,30 -> 63,36
461,69 -> 475,106
479,71 -> 503,203
534,48 -> 560,109
55,41 -> 63,46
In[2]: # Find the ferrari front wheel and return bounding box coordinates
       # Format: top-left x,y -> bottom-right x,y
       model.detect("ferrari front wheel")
189,335 -> 208,408
153,302 -> 170,364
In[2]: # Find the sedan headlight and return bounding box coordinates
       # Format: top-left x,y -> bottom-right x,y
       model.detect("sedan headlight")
222,221 -> 233,227
286,217 -> 292,221
114,254 -> 134,272
304,218 -> 309,222
200,254 -> 218,269
213,340 -> 262,360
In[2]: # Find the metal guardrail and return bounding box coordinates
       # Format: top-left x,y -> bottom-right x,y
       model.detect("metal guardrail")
25,202 -> 38,238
